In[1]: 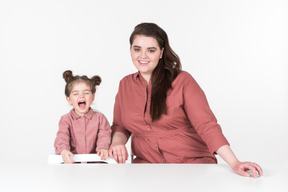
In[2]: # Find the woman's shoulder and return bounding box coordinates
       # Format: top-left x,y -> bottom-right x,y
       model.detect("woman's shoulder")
172,71 -> 200,90
120,72 -> 138,81
175,70 -> 195,82
118,72 -> 139,86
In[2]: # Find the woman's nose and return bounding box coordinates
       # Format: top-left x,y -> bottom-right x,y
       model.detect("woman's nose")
140,50 -> 147,58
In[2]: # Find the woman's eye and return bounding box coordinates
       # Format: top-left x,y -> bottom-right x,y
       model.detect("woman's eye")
148,49 -> 155,53
134,48 -> 140,52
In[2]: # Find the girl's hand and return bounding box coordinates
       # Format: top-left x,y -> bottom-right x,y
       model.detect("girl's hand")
97,149 -> 108,160
108,144 -> 128,164
232,161 -> 263,178
60,150 -> 74,164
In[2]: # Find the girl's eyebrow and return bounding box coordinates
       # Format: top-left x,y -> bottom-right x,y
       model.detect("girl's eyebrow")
71,89 -> 91,93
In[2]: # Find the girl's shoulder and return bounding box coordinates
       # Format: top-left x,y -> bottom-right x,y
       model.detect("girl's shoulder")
90,109 -> 109,120
90,108 -> 104,116
61,110 -> 74,119
59,111 -> 73,124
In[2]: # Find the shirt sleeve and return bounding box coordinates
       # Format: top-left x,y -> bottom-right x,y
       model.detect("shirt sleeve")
54,115 -> 71,155
96,114 -> 112,152
183,73 -> 229,154
111,80 -> 131,139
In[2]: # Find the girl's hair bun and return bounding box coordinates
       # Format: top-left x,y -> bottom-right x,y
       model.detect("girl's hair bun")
91,75 -> 102,86
63,70 -> 73,82
63,70 -> 102,96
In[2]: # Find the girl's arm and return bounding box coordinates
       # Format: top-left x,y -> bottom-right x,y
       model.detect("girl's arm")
95,114 -> 112,152
54,116 -> 71,155
54,116 -> 74,163
216,145 -> 263,178
108,132 -> 129,163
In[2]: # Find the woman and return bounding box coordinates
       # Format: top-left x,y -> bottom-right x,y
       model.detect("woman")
109,22 -> 263,178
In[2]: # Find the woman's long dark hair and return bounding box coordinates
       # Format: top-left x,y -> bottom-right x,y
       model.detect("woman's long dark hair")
129,23 -> 182,121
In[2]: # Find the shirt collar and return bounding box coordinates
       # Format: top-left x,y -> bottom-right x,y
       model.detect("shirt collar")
69,108 -> 93,120
133,71 -> 152,82
133,71 -> 141,80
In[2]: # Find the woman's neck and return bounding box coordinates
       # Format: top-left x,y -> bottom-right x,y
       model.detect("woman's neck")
140,73 -> 151,84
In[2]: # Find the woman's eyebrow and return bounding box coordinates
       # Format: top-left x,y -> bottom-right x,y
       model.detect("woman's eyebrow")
133,45 -> 157,49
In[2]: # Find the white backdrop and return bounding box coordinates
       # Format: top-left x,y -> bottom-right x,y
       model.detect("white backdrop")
0,0 -> 287,165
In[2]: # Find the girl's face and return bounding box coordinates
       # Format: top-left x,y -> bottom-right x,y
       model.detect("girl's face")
66,81 -> 95,116
130,35 -> 164,82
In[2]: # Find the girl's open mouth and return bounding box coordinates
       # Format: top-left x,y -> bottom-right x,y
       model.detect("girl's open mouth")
78,101 -> 86,109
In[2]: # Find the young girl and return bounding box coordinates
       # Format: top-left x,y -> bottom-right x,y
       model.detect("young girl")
54,70 -> 111,163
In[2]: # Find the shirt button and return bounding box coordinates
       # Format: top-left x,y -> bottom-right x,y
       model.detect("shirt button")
154,144 -> 157,147
162,159 -> 165,162
148,128 -> 151,131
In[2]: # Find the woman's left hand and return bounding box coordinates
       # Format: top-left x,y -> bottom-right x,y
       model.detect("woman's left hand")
232,161 -> 263,178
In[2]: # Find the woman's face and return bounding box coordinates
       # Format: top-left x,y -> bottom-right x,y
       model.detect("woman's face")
130,35 -> 163,82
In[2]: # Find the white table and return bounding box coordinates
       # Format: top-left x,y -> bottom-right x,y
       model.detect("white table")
0,163 -> 287,192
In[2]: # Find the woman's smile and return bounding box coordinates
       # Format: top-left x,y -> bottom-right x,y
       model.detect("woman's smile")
139,60 -> 149,65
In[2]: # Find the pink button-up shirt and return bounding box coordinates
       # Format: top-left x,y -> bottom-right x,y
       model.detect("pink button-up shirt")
54,108 -> 111,155
112,71 -> 229,163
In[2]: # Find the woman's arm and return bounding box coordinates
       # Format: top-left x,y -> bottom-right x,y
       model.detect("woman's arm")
108,132 -> 129,163
216,145 -> 263,178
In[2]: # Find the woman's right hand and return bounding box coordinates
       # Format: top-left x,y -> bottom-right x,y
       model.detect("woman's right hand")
60,150 -> 74,164
109,144 -> 128,164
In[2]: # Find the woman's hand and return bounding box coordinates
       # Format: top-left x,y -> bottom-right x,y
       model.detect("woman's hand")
109,132 -> 129,163
97,149 -> 109,160
216,145 -> 263,178
60,150 -> 74,164
108,144 -> 128,164
232,161 -> 263,178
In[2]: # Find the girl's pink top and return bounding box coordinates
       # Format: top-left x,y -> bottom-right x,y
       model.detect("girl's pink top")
54,108 -> 111,155
112,71 -> 229,163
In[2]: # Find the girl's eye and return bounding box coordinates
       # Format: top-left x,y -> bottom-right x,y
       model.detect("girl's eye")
134,48 -> 140,52
84,92 -> 90,95
148,49 -> 155,53
73,93 -> 78,96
